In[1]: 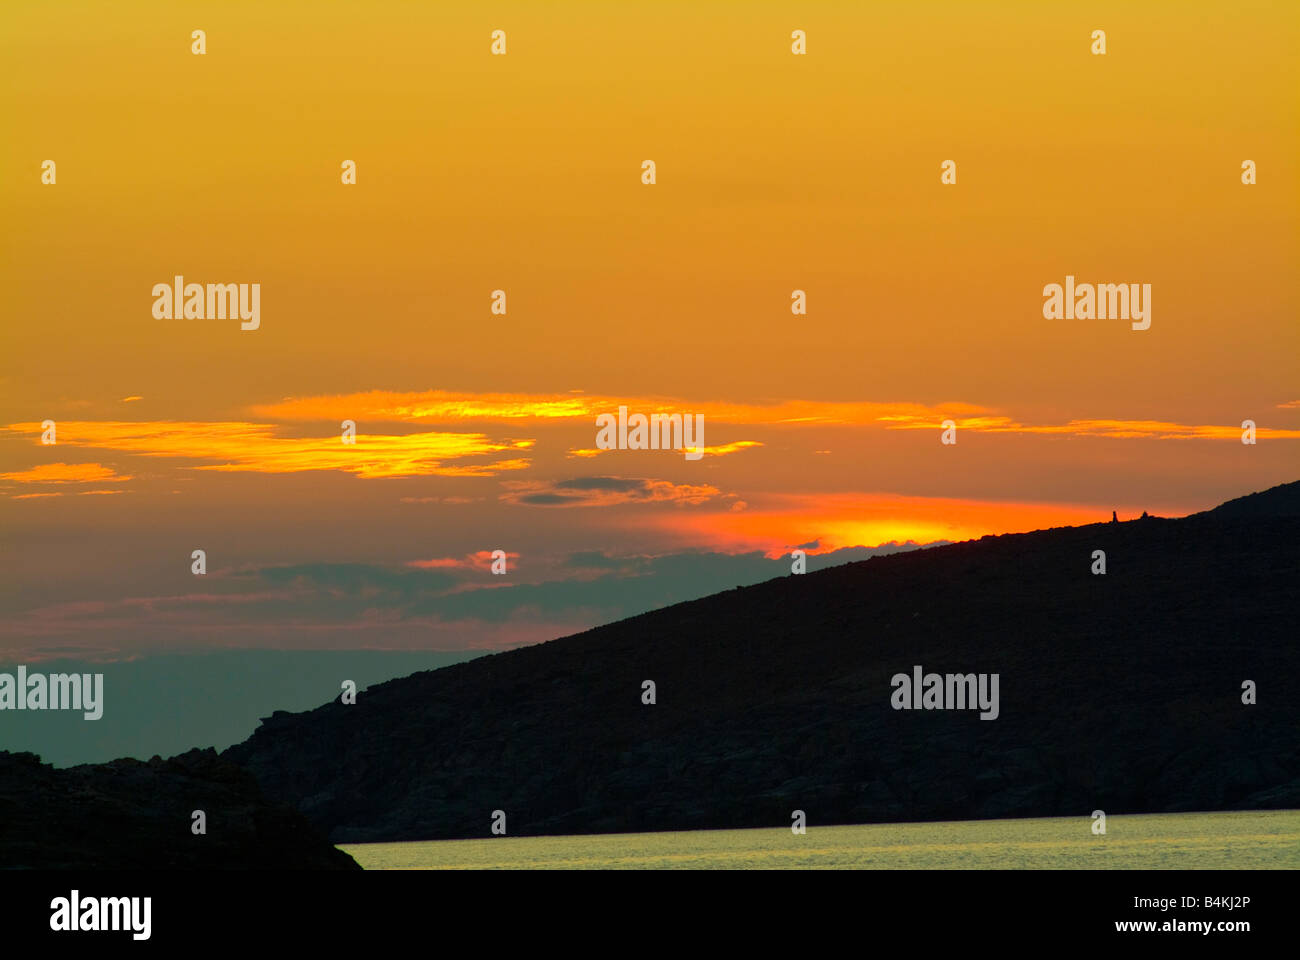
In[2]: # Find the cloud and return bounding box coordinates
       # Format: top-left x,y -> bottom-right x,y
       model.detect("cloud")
568,440 -> 763,459
882,416 -> 1300,439
1,462 -> 131,484
558,477 -> 648,492
250,562 -> 461,597
500,476 -> 722,508
250,389 -> 975,428
407,550 -> 519,571
243,389 -> 1300,440
0,541 -> 936,657
2,422 -> 534,479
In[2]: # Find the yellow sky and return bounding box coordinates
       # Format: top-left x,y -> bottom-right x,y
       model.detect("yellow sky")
3,1 -> 1296,407
1,1 -> 1296,656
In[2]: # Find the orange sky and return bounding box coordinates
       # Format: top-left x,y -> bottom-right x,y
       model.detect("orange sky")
1,1 -> 1296,658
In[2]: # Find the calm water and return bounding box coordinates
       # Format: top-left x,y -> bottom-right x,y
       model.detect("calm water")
341,809 -> 1300,869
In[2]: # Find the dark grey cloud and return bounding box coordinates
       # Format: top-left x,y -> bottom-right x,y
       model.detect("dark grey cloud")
553,477 -> 647,493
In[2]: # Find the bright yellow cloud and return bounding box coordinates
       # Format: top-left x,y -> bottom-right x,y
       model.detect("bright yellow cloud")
251,391 -> 980,427
3,422 -> 533,479
246,391 -> 1300,440
0,462 -> 131,484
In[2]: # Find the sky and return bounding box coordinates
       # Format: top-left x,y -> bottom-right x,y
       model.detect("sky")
1,0 -> 1297,667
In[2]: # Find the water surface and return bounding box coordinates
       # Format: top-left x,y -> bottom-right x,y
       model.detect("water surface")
341,809 -> 1300,869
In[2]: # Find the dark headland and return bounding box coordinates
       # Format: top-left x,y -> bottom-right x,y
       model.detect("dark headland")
0,748 -> 359,869
222,480 -> 1300,844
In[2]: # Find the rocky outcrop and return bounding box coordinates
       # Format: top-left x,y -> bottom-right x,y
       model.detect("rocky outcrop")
0,748 -> 359,869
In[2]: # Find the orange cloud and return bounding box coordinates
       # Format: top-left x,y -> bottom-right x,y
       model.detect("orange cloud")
253,391 -> 601,423
3,422 -> 533,479
1,462 -> 131,484
883,416 -> 1300,439
252,390 -> 979,427
407,550 -> 520,571
632,492 -> 1174,555
246,390 -> 1300,440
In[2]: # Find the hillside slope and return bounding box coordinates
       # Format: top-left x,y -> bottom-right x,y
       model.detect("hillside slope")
225,482 -> 1300,842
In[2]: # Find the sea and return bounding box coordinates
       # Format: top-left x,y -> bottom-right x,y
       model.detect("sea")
340,809 -> 1299,869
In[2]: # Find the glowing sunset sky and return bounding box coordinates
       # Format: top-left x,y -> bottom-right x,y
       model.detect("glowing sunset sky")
1,1 -> 1296,661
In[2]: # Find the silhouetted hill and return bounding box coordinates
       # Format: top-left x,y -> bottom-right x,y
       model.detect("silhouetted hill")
0,749 -> 359,869
224,483 -> 1300,842
1199,479 -> 1300,518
